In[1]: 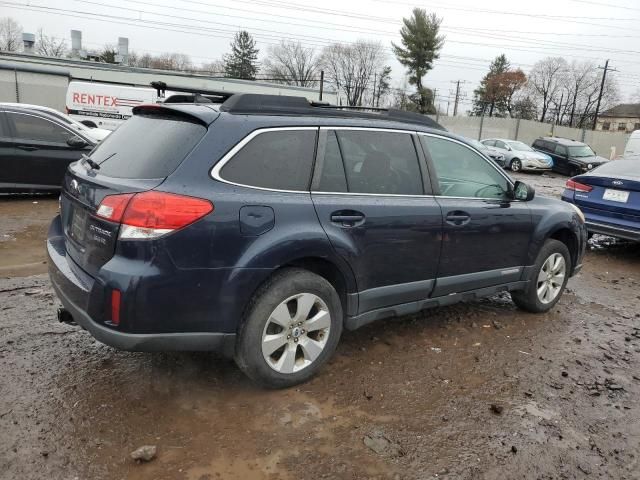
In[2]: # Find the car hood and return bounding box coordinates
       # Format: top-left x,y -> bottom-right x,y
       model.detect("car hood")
82,128 -> 111,141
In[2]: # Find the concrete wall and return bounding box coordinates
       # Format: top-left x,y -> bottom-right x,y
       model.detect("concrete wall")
431,114 -> 630,159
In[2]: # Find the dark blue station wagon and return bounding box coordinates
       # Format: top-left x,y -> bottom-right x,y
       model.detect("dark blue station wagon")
48,94 -> 587,387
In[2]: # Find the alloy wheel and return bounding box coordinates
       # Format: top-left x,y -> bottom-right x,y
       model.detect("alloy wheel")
536,253 -> 566,304
261,293 -> 331,374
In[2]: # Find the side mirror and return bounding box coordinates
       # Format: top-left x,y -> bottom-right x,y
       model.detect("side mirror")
512,181 -> 535,201
67,136 -> 88,148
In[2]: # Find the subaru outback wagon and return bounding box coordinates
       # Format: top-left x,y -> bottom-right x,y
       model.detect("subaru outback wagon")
48,94 -> 587,388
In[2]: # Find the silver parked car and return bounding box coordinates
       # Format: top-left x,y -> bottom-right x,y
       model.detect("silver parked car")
481,138 -> 553,172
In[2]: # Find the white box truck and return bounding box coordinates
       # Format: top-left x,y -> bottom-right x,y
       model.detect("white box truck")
65,81 -> 157,130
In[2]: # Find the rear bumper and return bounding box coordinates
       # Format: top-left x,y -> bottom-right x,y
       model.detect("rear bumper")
47,216 -> 236,354
585,221 -> 640,242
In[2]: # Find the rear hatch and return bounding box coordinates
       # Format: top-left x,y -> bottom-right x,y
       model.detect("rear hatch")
570,168 -> 640,225
61,108 -> 209,276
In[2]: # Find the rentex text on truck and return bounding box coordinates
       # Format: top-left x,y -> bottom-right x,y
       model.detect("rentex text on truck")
66,81 -> 156,130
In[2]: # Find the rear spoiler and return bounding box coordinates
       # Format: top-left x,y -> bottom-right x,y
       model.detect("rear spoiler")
132,103 -> 220,126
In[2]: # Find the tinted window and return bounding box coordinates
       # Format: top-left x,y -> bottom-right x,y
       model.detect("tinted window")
221,129 -> 316,191
316,131 -> 347,192
421,136 -> 509,199
335,130 -> 423,195
554,144 -> 568,156
91,113 -> 206,179
8,112 -> 72,143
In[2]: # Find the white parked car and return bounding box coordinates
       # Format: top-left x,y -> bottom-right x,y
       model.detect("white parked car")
481,138 -> 554,172
0,103 -> 111,142
623,130 -> 640,160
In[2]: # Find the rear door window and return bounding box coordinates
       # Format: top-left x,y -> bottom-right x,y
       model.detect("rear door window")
219,129 -> 317,191
90,113 -> 206,179
7,112 -> 73,143
332,130 -> 424,195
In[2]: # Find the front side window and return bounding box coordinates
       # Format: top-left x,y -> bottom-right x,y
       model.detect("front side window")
495,140 -> 508,149
327,130 -> 423,195
7,112 -> 73,143
421,135 -> 510,200
220,129 -> 317,191
482,139 -> 496,147
568,145 -> 595,157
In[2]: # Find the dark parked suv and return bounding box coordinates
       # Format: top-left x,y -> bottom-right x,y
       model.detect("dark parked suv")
532,137 -> 608,176
48,95 -> 587,387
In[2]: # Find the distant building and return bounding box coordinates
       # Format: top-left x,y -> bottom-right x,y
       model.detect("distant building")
596,103 -> 640,133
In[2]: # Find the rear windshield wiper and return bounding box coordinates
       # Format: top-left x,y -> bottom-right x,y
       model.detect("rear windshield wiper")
81,153 -> 100,170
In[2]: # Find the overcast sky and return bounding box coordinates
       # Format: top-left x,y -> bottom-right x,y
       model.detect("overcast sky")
3,0 -> 640,111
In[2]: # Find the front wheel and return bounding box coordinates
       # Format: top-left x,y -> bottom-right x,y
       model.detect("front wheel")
510,158 -> 522,172
235,268 -> 343,388
511,239 -> 571,313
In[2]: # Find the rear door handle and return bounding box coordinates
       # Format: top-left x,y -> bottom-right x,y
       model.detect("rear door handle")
330,211 -> 365,227
17,145 -> 38,151
445,211 -> 471,226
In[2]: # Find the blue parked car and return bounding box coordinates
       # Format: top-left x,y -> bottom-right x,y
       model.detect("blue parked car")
562,160 -> 640,241
48,94 -> 587,387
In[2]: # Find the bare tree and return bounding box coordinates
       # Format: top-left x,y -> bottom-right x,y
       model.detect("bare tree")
149,52 -> 193,71
321,40 -> 385,106
199,59 -> 227,75
35,28 -> 67,57
527,57 -> 567,122
0,17 -> 22,52
263,41 -> 320,87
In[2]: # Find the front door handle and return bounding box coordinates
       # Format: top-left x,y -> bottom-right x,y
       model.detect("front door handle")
330,211 -> 365,227
445,211 -> 471,226
17,145 -> 38,151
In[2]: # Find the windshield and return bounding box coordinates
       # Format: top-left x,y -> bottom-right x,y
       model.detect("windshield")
569,145 -> 595,157
507,141 -> 534,152
468,139 -> 487,150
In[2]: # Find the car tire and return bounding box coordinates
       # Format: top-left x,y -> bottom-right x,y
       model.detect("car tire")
569,166 -> 580,178
510,158 -> 522,172
511,239 -> 571,313
235,268 -> 343,388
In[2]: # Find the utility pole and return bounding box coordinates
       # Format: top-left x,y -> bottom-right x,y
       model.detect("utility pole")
432,88 -> 437,113
319,70 -> 324,101
371,72 -> 377,107
450,80 -> 466,116
592,60 -> 617,130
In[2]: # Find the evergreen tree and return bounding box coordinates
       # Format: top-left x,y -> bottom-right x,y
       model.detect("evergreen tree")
224,31 -> 259,80
392,9 -> 444,114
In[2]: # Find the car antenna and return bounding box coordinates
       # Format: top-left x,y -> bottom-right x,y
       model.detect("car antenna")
81,153 -> 101,170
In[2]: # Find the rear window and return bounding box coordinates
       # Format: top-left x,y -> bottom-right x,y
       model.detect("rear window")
90,113 -> 206,179
219,129 -> 317,191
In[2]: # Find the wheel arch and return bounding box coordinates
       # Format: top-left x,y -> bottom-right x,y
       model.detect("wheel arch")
547,227 -> 579,274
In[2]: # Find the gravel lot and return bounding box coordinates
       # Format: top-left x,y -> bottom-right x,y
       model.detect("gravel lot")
1,172 -> 639,480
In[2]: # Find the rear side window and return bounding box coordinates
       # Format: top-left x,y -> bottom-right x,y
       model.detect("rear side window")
90,113 -> 206,179
330,130 -> 424,195
220,129 -> 317,191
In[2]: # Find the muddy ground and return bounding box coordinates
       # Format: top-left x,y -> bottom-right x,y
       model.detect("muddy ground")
1,173 -> 639,480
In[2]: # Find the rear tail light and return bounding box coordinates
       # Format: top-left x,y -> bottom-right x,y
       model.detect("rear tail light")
96,191 -> 213,239
565,179 -> 593,193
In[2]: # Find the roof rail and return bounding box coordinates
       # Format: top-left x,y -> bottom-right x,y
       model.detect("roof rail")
219,93 -> 445,130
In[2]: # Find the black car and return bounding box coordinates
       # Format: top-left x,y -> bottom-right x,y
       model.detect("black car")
48,94 -> 587,388
532,137 -> 608,177
0,104 -> 96,192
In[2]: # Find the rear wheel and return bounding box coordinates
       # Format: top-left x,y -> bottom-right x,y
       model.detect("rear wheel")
235,268 -> 343,388
510,158 -> 522,172
511,239 -> 571,313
